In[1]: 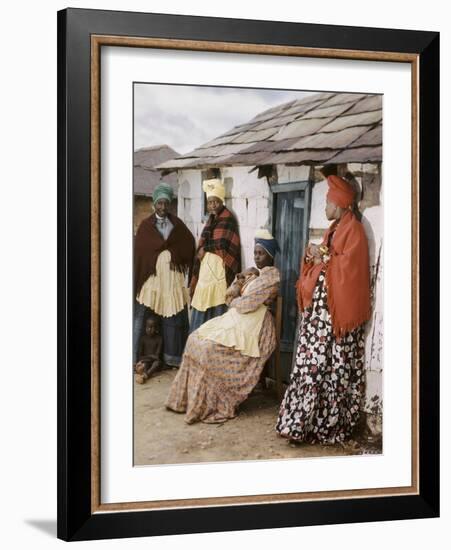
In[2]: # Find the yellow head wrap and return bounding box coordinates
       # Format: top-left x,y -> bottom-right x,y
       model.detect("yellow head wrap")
202,178 -> 225,202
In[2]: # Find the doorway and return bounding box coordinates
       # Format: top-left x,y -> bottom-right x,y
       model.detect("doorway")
270,180 -> 311,383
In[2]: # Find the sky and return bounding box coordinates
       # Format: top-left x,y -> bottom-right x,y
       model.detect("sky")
134,83 -> 316,155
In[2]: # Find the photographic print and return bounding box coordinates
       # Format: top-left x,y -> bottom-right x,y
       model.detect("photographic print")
132,83 -> 383,466
58,9 -> 440,539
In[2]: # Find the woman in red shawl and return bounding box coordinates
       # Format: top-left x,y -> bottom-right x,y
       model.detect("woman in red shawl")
276,171 -> 372,445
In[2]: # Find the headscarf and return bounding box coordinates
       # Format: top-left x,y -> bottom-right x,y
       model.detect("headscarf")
152,183 -> 174,204
326,175 -> 355,209
254,229 -> 280,258
202,178 -> 225,201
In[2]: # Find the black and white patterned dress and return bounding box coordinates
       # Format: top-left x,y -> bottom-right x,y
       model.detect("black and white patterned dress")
275,269 -> 366,445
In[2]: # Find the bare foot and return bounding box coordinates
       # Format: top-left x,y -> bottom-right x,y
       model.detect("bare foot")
135,363 -> 145,375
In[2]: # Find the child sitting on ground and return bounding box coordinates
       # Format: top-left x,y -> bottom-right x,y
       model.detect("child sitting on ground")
225,267 -> 260,304
134,317 -> 163,384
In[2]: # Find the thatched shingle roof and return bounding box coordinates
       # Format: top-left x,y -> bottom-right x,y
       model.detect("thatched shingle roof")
156,92 -> 382,173
134,145 -> 179,196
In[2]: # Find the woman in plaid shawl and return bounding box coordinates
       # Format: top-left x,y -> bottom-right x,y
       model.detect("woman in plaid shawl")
189,178 -> 241,333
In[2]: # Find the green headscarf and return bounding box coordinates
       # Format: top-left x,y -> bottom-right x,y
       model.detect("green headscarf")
152,183 -> 174,204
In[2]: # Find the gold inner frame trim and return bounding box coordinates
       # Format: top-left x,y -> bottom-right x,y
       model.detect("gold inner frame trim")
90,34 -> 420,514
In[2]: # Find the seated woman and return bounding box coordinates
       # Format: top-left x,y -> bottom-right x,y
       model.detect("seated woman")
165,230 -> 280,424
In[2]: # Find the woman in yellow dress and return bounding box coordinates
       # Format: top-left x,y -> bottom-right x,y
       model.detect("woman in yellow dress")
166,230 -> 280,424
189,178 -> 241,333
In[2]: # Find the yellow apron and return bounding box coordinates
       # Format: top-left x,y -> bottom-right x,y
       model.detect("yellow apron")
137,250 -> 189,317
191,252 -> 227,312
196,279 -> 267,357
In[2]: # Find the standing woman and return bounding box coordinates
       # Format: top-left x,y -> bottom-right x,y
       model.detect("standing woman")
134,183 -> 195,368
189,178 -> 241,332
276,175 -> 372,445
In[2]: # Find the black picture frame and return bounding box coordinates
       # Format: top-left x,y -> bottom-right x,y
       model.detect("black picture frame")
57,7 -> 439,541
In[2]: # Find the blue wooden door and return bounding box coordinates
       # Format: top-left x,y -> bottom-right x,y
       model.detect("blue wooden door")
271,182 -> 311,382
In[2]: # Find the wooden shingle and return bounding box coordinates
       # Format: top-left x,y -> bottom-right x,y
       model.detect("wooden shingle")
155,91 -> 383,171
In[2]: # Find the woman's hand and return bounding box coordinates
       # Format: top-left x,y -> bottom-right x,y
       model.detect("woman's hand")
197,247 -> 205,261
307,243 -> 322,258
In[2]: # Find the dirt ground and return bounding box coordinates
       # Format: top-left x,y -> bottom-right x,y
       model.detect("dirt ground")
134,368 -> 381,466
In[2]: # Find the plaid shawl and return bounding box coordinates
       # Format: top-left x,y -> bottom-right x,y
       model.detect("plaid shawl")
190,206 -> 241,292
134,213 -> 195,296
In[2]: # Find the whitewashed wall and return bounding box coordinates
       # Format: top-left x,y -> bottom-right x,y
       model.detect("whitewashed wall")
277,164 -> 311,183
177,170 -> 203,237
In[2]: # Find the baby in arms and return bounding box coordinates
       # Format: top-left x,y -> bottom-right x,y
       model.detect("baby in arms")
225,267 -> 259,303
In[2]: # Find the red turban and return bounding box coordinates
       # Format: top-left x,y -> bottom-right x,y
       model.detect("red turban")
326,175 -> 355,209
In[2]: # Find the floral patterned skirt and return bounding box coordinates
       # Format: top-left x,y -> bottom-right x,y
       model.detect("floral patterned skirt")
275,271 -> 365,445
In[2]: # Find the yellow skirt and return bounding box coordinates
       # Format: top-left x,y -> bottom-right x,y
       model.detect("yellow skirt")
191,252 -> 227,312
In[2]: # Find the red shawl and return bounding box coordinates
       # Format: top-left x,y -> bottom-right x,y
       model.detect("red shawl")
134,213 -> 195,296
190,206 -> 241,292
297,210 -> 371,339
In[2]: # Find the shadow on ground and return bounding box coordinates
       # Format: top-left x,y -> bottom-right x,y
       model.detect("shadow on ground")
25,520 -> 57,538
